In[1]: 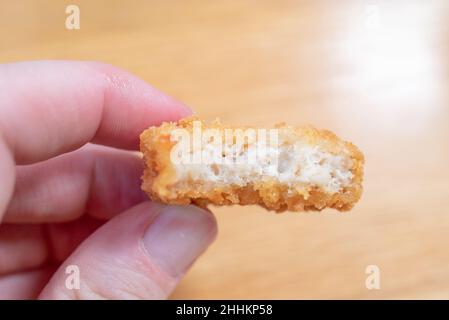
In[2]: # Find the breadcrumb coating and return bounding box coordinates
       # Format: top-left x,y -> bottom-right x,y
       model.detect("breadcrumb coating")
140,117 -> 364,212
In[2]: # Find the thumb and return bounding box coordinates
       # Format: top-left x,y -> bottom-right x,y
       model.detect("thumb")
38,202 -> 217,299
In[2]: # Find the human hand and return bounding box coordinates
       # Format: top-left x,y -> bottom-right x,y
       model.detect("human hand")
0,61 -> 217,299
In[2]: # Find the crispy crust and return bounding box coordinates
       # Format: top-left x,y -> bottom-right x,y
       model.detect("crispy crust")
140,117 -> 364,212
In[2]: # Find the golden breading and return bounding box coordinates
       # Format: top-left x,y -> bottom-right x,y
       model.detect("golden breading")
140,117 -> 364,212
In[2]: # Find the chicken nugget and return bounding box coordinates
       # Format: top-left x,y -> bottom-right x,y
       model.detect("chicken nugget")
140,117 -> 364,212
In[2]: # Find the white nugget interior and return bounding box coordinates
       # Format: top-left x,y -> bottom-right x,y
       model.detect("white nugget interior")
171,139 -> 353,194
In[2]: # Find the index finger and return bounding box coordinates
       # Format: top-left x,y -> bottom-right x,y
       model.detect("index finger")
0,60 -> 191,164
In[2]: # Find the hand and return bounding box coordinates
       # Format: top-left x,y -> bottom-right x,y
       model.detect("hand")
0,61 -> 217,299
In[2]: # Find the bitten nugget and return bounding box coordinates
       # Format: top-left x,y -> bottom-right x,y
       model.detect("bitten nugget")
140,117 -> 364,212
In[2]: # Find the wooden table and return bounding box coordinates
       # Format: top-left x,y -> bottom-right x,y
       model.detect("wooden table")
1,0 -> 449,299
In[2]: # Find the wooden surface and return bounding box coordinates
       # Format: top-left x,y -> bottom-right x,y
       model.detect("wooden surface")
1,0 -> 449,299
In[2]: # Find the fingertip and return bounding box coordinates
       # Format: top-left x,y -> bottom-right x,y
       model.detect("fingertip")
38,202 -> 216,299
142,204 -> 217,278
86,61 -> 193,149
87,60 -> 193,118
0,60 -> 193,164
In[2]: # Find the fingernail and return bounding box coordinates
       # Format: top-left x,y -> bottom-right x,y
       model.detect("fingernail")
142,205 -> 217,277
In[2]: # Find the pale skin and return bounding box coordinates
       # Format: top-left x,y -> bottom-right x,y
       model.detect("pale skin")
0,61 -> 218,299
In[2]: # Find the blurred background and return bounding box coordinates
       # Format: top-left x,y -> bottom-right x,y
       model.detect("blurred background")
1,0 -> 449,299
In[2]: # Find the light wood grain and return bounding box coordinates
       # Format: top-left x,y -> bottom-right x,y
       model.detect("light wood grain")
1,0 -> 449,299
